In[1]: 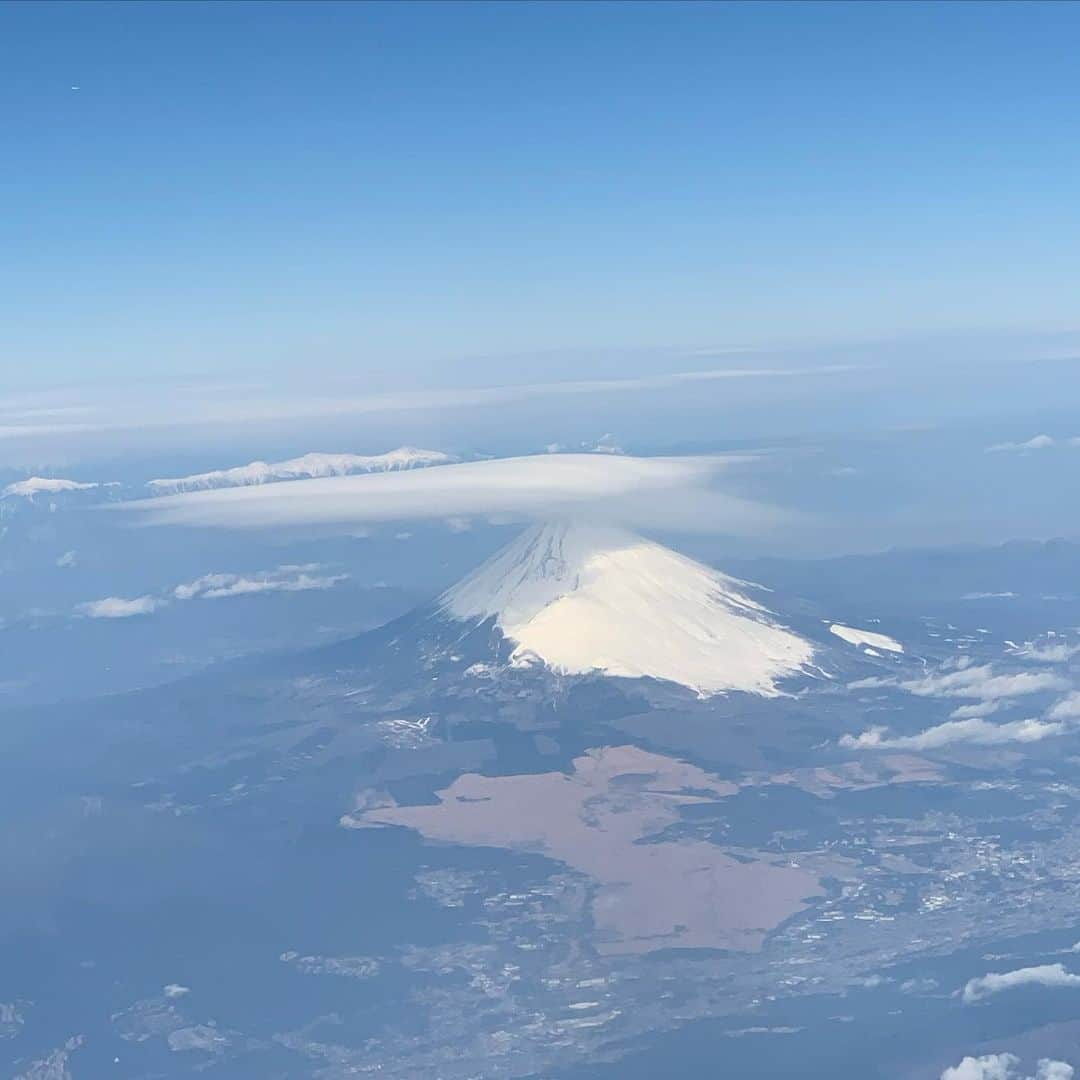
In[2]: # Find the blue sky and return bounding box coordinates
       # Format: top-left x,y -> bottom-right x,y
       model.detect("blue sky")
3,0 -> 1079,386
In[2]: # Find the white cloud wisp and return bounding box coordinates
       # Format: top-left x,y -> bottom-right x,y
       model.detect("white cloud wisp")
77,595 -> 163,619
842,658 -> 1073,751
840,716 -> 1064,752
0,363 -> 856,448
76,564 -> 348,620
962,964 -> 1080,1004
174,565 -> 347,601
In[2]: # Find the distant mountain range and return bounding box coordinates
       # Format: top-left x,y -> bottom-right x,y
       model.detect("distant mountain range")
146,446 -> 454,494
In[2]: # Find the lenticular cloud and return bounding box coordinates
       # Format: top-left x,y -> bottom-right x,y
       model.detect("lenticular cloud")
123,452 -> 794,537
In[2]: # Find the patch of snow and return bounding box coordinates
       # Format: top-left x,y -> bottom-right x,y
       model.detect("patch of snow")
146,447 -> 452,494
13,1034 -> 84,1079
168,1024 -> 229,1053
829,624 -> 904,654
441,521 -> 812,697
0,1001 -> 27,1039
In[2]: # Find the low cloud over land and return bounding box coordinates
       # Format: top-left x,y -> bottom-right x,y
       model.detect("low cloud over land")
962,964 -> 1080,1004
841,716 -> 1064,751
941,1053 -> 1073,1080
76,564 -> 346,620
77,595 -> 163,619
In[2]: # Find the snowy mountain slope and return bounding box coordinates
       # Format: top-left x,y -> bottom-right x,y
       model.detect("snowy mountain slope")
829,623 -> 904,653
440,521 -> 813,697
147,447 -> 453,494
2,477 -> 99,499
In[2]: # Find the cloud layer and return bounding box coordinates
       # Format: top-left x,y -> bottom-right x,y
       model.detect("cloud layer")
123,453 -> 794,536
0,363 -> 853,448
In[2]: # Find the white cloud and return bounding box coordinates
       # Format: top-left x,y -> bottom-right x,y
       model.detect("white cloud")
1012,640 -> 1080,664
174,565 -> 347,601
942,1055 -> 1021,1080
55,550 -> 77,568
841,716 -> 1065,752
1036,1062 -> 1075,1080
850,662 -> 1069,719
77,595 -> 162,618
122,453 -> 797,537
847,676 -> 891,690
163,984 -> 190,998
77,564 -> 347,619
1048,692 -> 1080,721
986,434 -> 1058,453
962,963 -> 1080,1004
950,701 -> 1001,719
0,363 -> 854,447
939,1055 -> 1072,1080
899,664 -> 1068,701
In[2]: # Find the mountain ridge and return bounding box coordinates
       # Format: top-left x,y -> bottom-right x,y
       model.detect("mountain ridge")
146,446 -> 453,494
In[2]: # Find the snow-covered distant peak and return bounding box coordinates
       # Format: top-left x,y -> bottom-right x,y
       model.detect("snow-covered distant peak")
2,477 -> 98,499
147,447 -> 453,495
441,520 -> 813,697
829,623 -> 904,654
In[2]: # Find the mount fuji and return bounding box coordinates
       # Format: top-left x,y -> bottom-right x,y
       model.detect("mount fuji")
439,521 -> 814,697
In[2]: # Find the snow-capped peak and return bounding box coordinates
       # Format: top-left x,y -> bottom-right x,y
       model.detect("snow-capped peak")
440,521 -> 813,697
147,447 -> 453,495
2,477 -> 99,499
